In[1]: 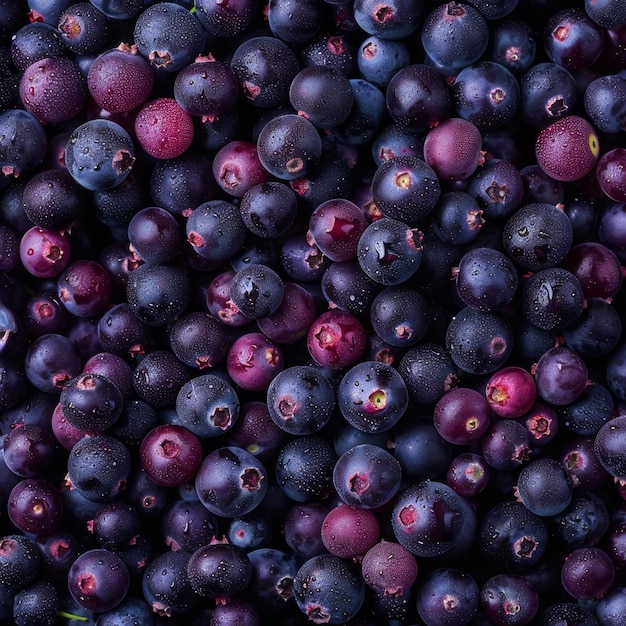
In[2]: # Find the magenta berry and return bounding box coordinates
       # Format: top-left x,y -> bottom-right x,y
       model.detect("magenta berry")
139,424 -> 203,488
320,504 -> 380,560
19,226 -> 71,278
226,332 -> 284,392
134,98 -> 195,159
307,309 -> 367,369
485,366 -> 537,418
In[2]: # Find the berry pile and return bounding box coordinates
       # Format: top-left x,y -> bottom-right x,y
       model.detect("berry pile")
2,0 -> 626,624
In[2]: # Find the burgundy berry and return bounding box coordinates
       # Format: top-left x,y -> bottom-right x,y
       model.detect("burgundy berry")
87,43 -> 154,113
320,504 -> 380,560
19,226 -> 71,278
446,452 -> 491,498
361,540 -> 418,597
226,332 -> 284,392
433,387 -> 492,445
139,424 -> 203,488
57,260 -> 114,318
307,309 -> 367,369
535,115 -> 600,182
212,140 -> 269,199
19,57 -> 87,124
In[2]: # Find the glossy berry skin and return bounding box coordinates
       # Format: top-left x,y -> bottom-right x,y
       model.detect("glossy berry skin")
452,60 -> 520,130
126,263 -> 191,327
594,415 -> 626,480
353,0 -> 422,40
503,203 -> 573,271
424,118 -> 484,181
534,345 -> 588,406
446,306 -> 513,376
289,66 -> 354,130
133,2 -> 203,72
19,57 -> 87,125
481,418 -> 531,471
561,547 -> 616,601
142,549 -> 197,617
361,540 -> 417,599
385,63 -> 452,131
57,2 -> 110,55
195,446 -> 268,518
230,36 -> 300,108
357,36 -> 409,87
433,191 -> 484,246
488,19 -> 536,75
283,502 -> 328,559
239,182 -> 297,239
455,247 -> 518,312
22,168 -> 87,229
275,436 -> 337,503
392,481 -> 476,559
65,119 -> 136,191
308,198 -> 368,263
0,534 -> 41,590
174,57 -> 239,121
333,443 -> 402,509
357,217 -> 423,286
24,333 -> 82,393
59,372 -> 123,434
433,387 -> 492,445
134,98 -> 194,160
139,424 -> 202,488
229,263 -> 284,319
544,8 -> 605,72
256,114 -> 323,181
370,286 -> 430,349
266,365 -> 335,435
584,74 -> 626,134
293,554 -> 365,625
307,309 -> 367,369
87,44 -> 154,114
372,156 -> 441,223
66,435 -> 131,502
485,366 -> 537,418
320,504 -> 380,559
480,573 -> 539,626
67,548 -> 130,613
338,360 -> 408,433
446,452 -> 491,498
516,457 -> 573,517
12,579 -> 59,626
479,500 -> 548,573
226,332 -> 283,392
7,477 -> 63,535
416,567 -> 480,626
535,115 -> 600,182
127,206 -> 182,265
519,62 -> 577,130
212,140 -> 269,199
186,200 -> 247,265
175,374 -> 240,438
596,148 -> 626,202
19,226 -> 71,278
421,2 -> 488,71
